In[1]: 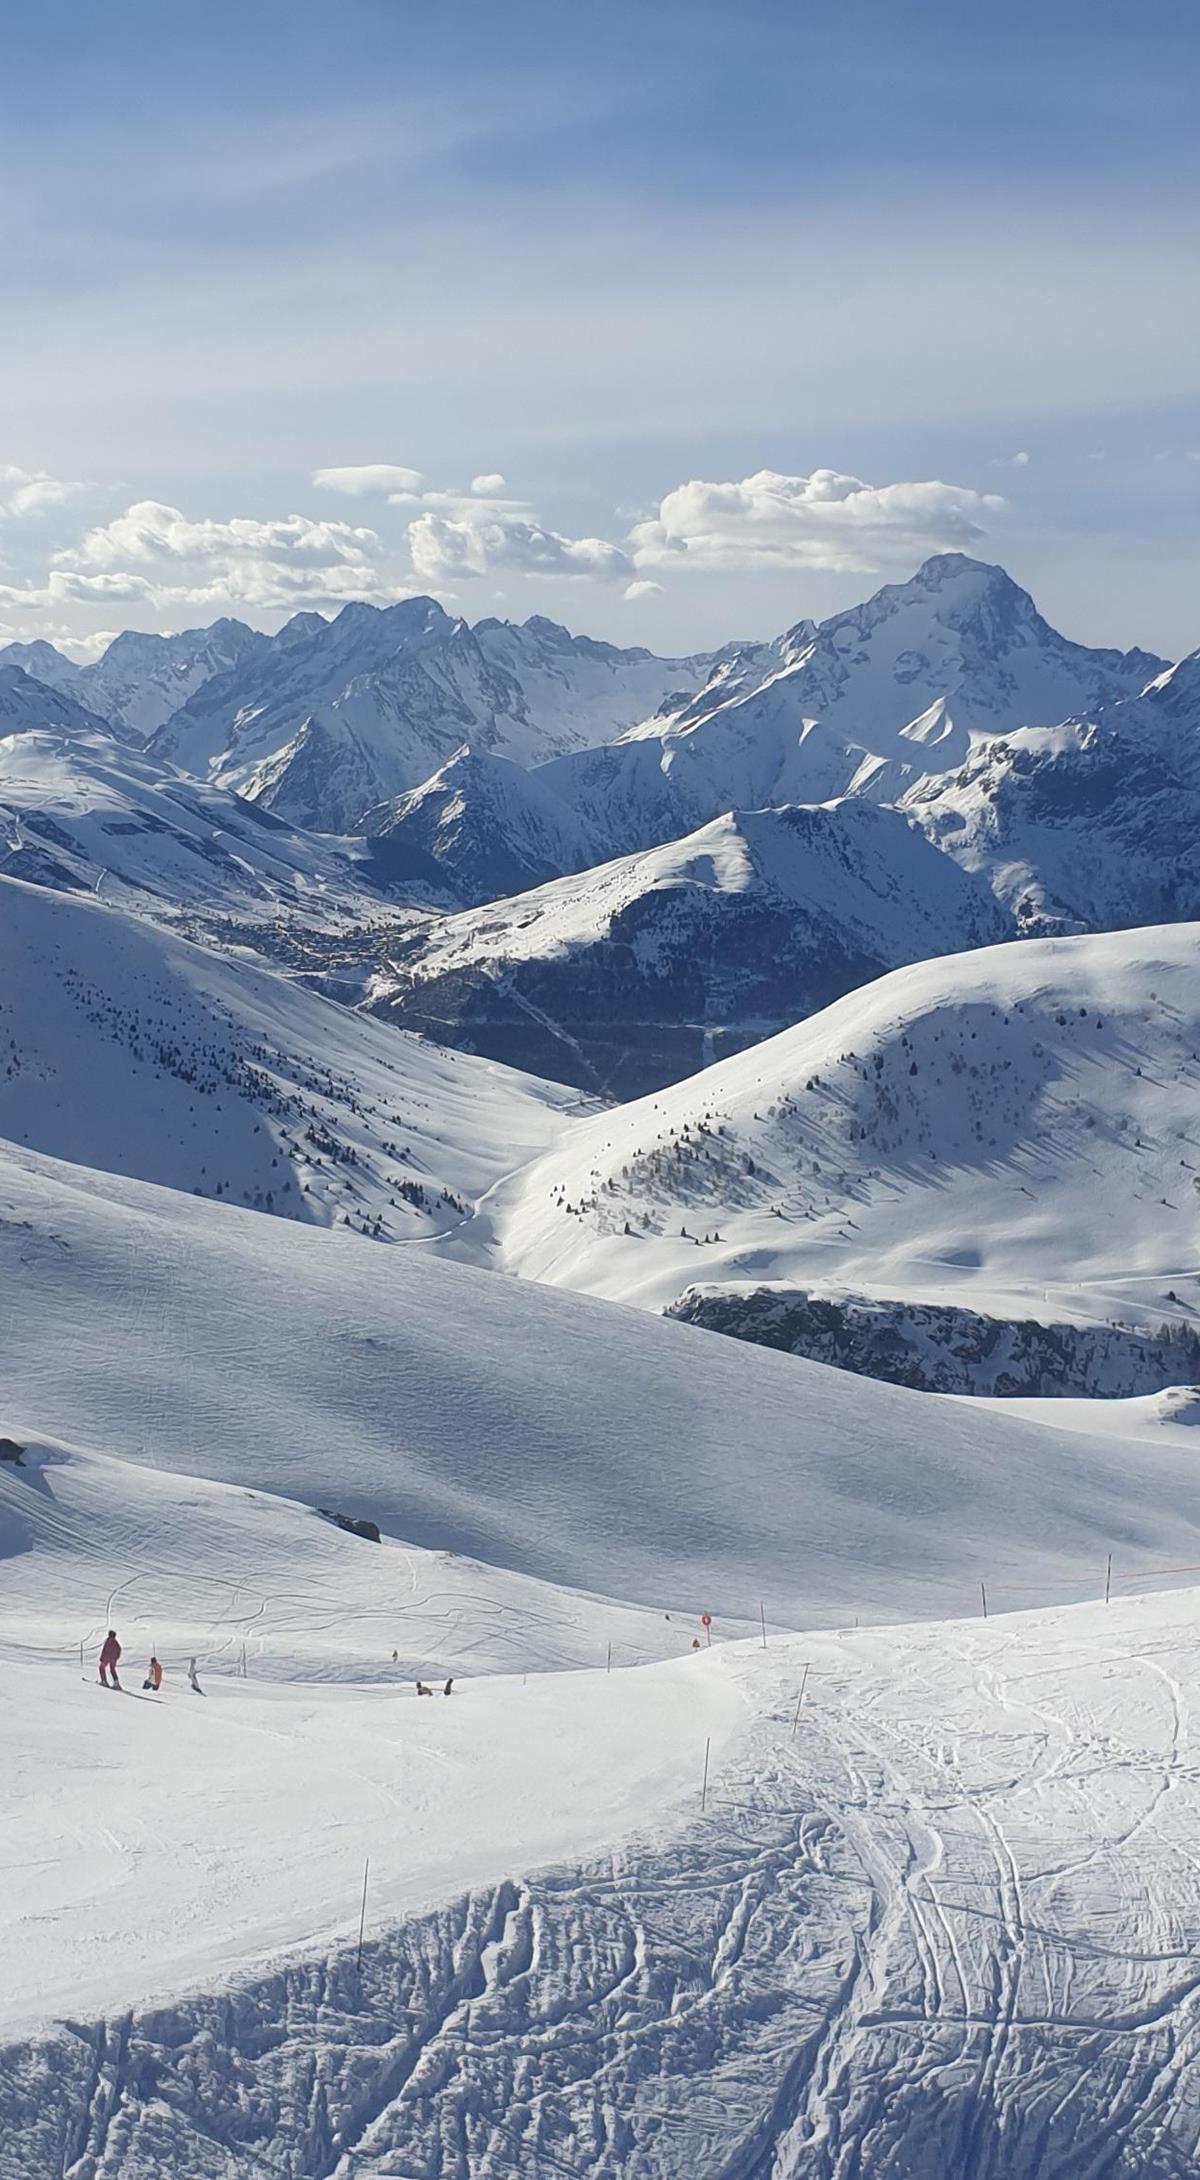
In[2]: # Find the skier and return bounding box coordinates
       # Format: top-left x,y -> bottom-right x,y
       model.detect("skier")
142,1655 -> 163,1692
98,1630 -> 122,1687
187,1655 -> 203,1695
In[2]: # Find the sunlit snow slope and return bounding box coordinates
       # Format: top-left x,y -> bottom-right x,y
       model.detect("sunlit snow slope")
0,872 -> 577,1234
490,923 -> 1200,1341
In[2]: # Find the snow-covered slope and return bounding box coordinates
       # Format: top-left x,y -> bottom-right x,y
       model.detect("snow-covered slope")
80,617 -> 271,740
9,1589 -> 1200,2175
0,638 -> 84,693
150,600 -> 711,832
370,800 -> 1011,1096
908,648 -> 1200,934
490,923 -> 1200,1347
6,1157 -> 1200,2166
0,726 -> 411,958
6,1138 -> 1199,1633
0,873 -> 576,1233
531,555 -> 1169,864
0,621 -> 273,741
0,663 -> 118,744
364,743 -> 610,905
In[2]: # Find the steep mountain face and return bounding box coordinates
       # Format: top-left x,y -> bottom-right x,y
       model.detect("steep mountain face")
149,600 -> 711,833
527,555 -> 1169,864
363,746 -> 610,906
0,726 -> 411,959
490,923 -> 1200,1346
369,800 -> 1010,1096
0,639 -> 84,693
75,618 -> 270,740
907,651 -> 1200,933
0,665 -> 118,743
0,623 -> 271,742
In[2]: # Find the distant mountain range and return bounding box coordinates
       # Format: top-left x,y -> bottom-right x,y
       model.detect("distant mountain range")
3,553 -> 1195,1093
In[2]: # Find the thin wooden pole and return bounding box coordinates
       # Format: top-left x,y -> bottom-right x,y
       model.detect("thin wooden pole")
606,1641 -> 612,1673
759,1602 -> 767,1650
1105,1553 -> 1112,1605
980,1582 -> 989,1620
792,1663 -> 810,1734
356,1857 -> 370,1973
701,1735 -> 711,1812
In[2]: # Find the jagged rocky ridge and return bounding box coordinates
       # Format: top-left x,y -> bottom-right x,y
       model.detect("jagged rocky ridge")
668,1285 -> 1200,1398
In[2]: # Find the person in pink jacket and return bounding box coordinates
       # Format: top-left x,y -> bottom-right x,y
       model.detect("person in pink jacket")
98,1630 -> 122,1688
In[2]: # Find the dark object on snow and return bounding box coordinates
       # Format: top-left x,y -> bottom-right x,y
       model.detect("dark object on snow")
319,1508 -> 382,1544
99,1630 -> 122,1687
443,1678 -> 454,1697
416,1680 -> 432,1696
0,1438 -> 24,1465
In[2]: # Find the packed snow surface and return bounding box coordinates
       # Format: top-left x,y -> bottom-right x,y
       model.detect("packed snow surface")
7,1579 -> 1200,2174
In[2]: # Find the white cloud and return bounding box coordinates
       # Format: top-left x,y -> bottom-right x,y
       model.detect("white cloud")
990,449 -> 1031,468
470,472 -> 506,495
407,503 -> 632,584
48,499 -> 392,613
628,468 -> 1005,575
623,578 -> 663,601
0,463 -> 87,517
312,463 -> 424,496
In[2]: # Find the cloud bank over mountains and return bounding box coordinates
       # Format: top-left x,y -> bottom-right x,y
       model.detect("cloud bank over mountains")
0,459 -> 1009,646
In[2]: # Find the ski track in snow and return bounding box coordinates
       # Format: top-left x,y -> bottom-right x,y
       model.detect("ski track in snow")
7,1601 -> 1200,2179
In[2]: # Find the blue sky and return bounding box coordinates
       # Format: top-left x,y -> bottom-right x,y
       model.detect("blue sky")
1,0 -> 1197,657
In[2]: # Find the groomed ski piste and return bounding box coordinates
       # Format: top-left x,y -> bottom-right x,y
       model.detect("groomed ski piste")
6,1121 -> 1200,2175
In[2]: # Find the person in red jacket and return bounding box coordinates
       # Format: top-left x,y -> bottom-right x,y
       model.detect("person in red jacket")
142,1655 -> 163,1693
98,1630 -> 122,1688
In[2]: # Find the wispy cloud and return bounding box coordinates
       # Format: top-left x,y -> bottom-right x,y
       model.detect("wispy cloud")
0,463 -> 88,517
313,463 -> 423,497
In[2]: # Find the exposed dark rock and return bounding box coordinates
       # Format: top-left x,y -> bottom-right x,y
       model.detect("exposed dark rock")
667,1285 -> 1200,1399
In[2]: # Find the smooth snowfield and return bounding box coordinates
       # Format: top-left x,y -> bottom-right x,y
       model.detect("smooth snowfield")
7,1141 -> 1200,1629
489,921 -> 1200,1332
7,1591 -> 1200,2176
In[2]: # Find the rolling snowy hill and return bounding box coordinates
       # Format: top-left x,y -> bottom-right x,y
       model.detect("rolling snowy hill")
0,872 -> 576,1235
370,800 -> 1011,1096
7,1136 -> 1197,1630
486,923 -> 1200,1387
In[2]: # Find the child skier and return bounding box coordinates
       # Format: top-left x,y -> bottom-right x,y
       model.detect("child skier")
98,1631 -> 122,1687
143,1656 -> 163,1692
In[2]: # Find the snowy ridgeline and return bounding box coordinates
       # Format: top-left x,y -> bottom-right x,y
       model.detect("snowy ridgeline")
5,1597 -> 1200,2179
669,1285 -> 1200,1398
